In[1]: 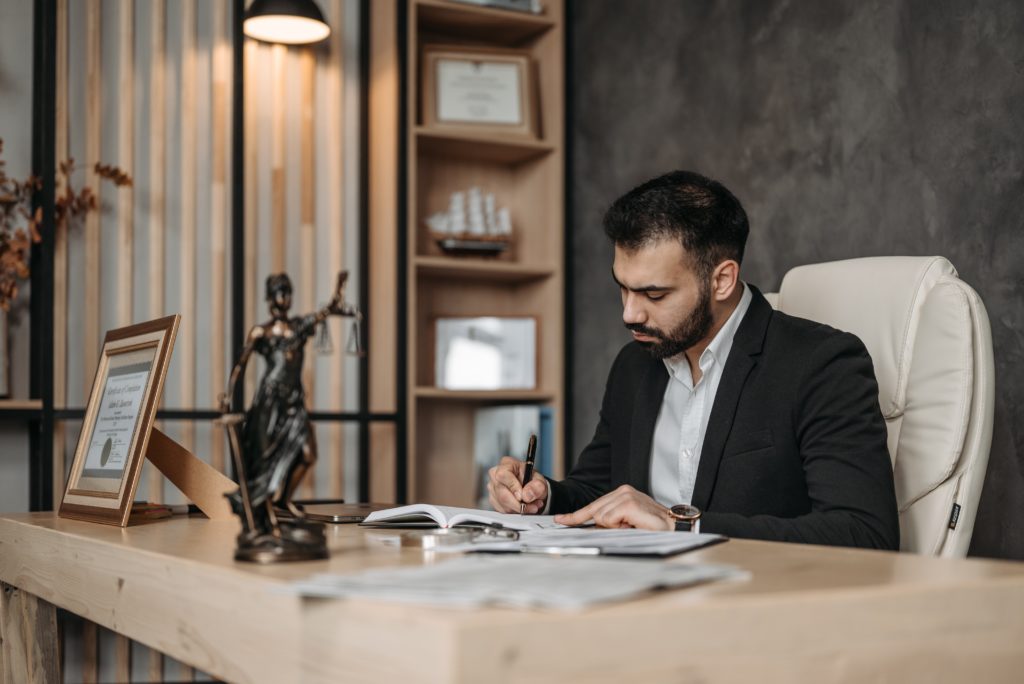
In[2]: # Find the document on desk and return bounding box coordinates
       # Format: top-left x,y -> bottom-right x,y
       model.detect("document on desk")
286,555 -> 746,610
443,528 -> 726,557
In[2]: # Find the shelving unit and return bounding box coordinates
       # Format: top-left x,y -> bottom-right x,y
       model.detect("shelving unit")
403,0 -> 564,506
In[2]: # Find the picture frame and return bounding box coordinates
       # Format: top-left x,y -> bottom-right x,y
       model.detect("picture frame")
421,44 -> 538,139
59,315 -> 181,526
434,316 -> 537,390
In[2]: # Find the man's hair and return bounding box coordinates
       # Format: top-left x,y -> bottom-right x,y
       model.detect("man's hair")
265,273 -> 293,301
603,170 -> 749,279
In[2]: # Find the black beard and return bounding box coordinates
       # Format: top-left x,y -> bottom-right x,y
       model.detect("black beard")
626,286 -> 714,360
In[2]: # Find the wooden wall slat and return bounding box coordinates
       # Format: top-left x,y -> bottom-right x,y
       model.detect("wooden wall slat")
210,0 -> 230,474
271,44 -> 287,274
243,40 -> 259,402
149,1 -> 168,675
179,0 -> 198,476
83,0 -> 101,404
369,0 -> 400,502
300,49 -> 316,499
117,0 -> 134,328
328,0 -> 346,499
81,619 -> 97,684
117,3 -> 139,676
114,629 -> 131,683
51,0 -> 68,508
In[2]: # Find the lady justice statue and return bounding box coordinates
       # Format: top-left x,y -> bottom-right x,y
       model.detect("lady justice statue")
219,271 -> 362,563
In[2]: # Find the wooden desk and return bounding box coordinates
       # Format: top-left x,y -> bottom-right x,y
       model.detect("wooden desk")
1,513 -> 1023,683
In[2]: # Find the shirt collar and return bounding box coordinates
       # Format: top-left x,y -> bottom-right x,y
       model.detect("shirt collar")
663,282 -> 752,382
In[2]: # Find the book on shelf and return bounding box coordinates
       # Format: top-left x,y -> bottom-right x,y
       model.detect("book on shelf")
445,0 -> 543,15
473,404 -> 553,509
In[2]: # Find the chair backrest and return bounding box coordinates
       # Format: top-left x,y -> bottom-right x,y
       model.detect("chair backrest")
767,256 -> 994,557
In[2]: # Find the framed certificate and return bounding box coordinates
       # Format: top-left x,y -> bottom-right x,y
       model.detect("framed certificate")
59,315 -> 180,526
434,316 -> 537,390
422,45 -> 538,138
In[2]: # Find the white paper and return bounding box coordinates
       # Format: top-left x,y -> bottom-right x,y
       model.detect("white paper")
442,528 -> 724,556
436,59 -> 522,125
285,555 -> 746,611
363,504 -> 565,531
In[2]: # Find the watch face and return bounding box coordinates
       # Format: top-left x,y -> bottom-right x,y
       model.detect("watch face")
671,504 -> 700,520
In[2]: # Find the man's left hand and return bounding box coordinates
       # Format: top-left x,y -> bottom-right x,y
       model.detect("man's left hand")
554,485 -> 676,531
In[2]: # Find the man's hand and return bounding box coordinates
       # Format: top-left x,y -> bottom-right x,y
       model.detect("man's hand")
488,457 -> 548,514
554,485 -> 675,530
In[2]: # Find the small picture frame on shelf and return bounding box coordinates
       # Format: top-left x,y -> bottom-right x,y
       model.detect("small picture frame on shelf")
435,316 -> 536,390
59,315 -> 180,526
422,45 -> 538,139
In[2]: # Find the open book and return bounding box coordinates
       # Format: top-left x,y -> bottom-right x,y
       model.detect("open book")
361,504 -> 565,531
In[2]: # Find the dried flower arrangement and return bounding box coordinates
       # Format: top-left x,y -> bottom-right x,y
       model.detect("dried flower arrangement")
0,137 -> 132,310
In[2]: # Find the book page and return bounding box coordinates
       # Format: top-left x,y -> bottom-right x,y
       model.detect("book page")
363,504 -> 564,531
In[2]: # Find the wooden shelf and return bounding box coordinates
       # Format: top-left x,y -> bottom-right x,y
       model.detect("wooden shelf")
415,255 -> 555,282
0,399 -> 43,410
416,0 -> 555,45
415,127 -> 554,164
0,399 -> 43,419
393,0 -> 565,504
414,387 -> 554,402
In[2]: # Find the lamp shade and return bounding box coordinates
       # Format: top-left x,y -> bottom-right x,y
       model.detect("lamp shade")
244,0 -> 331,45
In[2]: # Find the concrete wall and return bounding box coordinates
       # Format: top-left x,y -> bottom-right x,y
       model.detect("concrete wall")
0,0 -> 36,513
569,0 -> 1024,559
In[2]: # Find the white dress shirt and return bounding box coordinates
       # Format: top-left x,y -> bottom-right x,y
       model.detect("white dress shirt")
649,283 -> 752,507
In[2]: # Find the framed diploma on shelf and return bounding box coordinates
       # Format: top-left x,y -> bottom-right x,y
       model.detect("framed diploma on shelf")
59,315 -> 180,526
434,316 -> 537,390
422,45 -> 538,139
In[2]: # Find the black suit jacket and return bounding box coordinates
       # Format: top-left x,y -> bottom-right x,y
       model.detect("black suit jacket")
550,286 -> 900,550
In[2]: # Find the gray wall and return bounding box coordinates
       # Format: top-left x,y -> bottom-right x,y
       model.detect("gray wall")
569,0 -> 1024,559
0,0 -> 36,513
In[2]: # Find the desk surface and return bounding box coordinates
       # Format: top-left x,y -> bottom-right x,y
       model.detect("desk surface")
1,512 -> 1023,683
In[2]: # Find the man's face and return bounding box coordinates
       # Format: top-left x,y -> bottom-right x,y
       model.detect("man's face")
612,240 -> 714,360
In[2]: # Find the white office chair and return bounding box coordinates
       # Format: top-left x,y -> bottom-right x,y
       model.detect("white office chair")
766,256 -> 994,557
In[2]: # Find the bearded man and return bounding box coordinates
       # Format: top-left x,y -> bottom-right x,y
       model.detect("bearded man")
488,170 -> 900,549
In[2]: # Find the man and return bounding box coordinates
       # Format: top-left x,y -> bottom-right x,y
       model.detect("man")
488,170 -> 900,549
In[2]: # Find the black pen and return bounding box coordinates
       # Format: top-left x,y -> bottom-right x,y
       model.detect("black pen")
520,434 -> 538,515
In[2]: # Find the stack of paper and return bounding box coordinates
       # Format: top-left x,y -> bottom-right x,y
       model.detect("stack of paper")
285,556 -> 746,611
443,528 -> 726,557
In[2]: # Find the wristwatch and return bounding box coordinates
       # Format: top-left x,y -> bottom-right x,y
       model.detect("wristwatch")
668,504 -> 702,533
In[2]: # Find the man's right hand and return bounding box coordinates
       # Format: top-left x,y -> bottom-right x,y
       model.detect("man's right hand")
487,456 -> 548,514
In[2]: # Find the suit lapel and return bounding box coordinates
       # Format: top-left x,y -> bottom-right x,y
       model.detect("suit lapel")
690,287 -> 772,510
628,360 -> 669,493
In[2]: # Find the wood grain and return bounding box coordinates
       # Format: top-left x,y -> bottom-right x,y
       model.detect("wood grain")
148,0 -> 167,506
52,0 -> 68,508
327,0 -> 346,499
81,620 -> 96,684
83,0 -> 101,403
271,44 -> 287,274
4,515 -> 1024,683
243,40 -> 259,402
369,0 -> 400,503
0,583 -> 60,684
179,0 -> 198,482
300,49 -> 317,499
117,0 -> 134,328
209,0 -> 230,475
